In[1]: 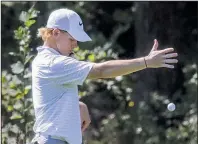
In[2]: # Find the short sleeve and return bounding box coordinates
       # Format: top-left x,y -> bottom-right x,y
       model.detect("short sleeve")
49,56 -> 94,85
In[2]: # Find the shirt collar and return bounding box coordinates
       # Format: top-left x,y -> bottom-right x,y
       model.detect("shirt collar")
37,46 -> 61,55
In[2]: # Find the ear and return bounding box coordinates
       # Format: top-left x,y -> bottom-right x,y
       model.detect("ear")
52,28 -> 61,37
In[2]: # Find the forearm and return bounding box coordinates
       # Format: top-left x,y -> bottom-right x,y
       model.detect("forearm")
99,57 -> 147,78
88,39 -> 178,80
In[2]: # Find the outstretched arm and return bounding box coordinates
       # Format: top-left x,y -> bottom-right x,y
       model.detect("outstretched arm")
88,39 -> 178,79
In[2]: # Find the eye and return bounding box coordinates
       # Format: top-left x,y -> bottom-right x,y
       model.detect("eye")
70,38 -> 75,41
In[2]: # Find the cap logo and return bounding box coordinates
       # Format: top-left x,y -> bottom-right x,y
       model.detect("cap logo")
79,22 -> 83,26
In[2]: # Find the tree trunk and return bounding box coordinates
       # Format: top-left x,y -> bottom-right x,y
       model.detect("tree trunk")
132,2 -> 157,107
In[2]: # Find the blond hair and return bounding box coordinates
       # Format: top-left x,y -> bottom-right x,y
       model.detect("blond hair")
37,27 -> 54,41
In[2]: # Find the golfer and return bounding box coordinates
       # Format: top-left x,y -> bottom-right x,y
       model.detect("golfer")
31,8 -> 178,144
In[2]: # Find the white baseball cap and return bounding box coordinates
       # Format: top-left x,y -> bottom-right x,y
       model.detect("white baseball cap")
46,8 -> 92,42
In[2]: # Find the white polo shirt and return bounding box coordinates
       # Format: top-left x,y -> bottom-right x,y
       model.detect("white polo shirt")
31,46 -> 94,144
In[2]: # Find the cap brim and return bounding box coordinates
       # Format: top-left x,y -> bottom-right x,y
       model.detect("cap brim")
68,29 -> 92,42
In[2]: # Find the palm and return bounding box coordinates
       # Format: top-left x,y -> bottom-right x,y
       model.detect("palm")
146,39 -> 178,68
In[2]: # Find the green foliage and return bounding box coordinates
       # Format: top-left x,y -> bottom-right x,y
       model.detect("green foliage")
2,7 -> 39,144
84,64 -> 197,144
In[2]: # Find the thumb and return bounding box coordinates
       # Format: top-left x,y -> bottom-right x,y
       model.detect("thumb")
151,39 -> 158,51
81,121 -> 90,132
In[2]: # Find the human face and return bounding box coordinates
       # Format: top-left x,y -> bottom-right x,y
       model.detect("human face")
52,28 -> 78,56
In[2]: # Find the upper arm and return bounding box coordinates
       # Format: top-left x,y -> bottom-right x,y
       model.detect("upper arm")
49,56 -> 94,85
87,63 -> 103,79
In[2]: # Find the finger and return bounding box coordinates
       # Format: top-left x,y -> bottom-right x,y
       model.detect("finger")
81,121 -> 86,131
82,121 -> 90,132
161,64 -> 174,68
163,59 -> 178,64
160,48 -> 174,54
162,53 -> 178,58
151,39 -> 158,51
82,123 -> 88,132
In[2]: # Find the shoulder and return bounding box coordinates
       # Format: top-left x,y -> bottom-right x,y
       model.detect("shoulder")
50,55 -> 74,65
49,55 -> 77,71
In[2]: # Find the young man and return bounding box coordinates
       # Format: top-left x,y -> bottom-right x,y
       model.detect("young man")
31,8 -> 178,144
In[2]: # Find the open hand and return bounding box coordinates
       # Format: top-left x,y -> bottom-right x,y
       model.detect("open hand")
145,39 -> 178,68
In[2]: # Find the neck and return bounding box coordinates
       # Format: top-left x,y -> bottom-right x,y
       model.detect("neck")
43,39 -> 56,48
43,40 -> 61,54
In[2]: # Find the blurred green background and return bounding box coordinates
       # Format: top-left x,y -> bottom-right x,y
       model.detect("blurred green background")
1,1 -> 197,144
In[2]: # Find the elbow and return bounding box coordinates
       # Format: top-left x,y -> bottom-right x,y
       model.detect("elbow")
94,63 -> 113,79
97,63 -> 113,79
89,63 -> 114,79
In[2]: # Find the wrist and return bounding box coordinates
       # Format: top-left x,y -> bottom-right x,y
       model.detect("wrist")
144,56 -> 150,68
143,57 -> 148,68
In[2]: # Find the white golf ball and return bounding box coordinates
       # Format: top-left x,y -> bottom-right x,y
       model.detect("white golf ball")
167,103 -> 176,111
